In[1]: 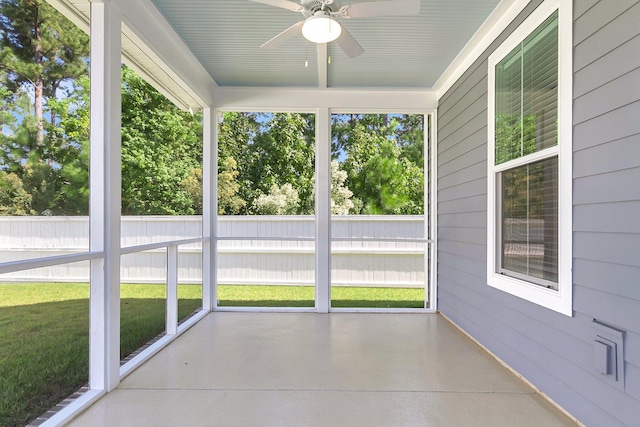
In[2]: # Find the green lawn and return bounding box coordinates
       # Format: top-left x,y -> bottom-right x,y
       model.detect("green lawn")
218,285 -> 424,308
0,283 -> 423,426
0,283 -> 202,427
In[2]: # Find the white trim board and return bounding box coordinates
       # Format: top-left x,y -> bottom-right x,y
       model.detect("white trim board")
213,87 -> 437,111
434,0 -> 531,99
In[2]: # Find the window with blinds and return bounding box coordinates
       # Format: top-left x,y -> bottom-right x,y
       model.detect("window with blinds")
500,157 -> 558,288
495,12 -> 558,165
487,0 -> 571,315
493,11 -> 559,289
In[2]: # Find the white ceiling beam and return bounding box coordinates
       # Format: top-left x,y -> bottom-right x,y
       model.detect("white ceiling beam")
317,43 -> 328,89
212,87 -> 437,112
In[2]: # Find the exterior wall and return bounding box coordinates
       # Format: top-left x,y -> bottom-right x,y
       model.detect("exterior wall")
0,216 -> 426,288
437,1 -> 640,425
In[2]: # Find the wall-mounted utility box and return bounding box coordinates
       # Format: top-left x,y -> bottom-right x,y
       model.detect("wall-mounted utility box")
592,320 -> 625,391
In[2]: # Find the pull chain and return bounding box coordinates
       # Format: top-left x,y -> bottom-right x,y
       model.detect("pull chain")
305,41 -> 309,68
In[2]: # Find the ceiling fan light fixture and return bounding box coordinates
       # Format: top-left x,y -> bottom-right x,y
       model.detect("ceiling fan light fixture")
302,11 -> 342,44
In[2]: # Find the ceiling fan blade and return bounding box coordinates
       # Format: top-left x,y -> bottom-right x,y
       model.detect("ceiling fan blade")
341,0 -> 420,19
335,28 -> 364,58
249,0 -> 304,12
260,21 -> 304,49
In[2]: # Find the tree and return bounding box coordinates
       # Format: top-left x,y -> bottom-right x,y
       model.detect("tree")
216,157 -> 246,214
356,139 -> 411,214
0,1 -> 212,217
330,160 -> 354,215
0,88 -> 35,173
0,0 -> 89,147
253,183 -> 299,215
245,113 -> 315,214
120,66 -> 202,215
0,170 -> 33,214
332,114 -> 424,215
46,75 -> 90,214
0,74 -> 90,215
217,112 -> 255,214
0,0 -> 90,215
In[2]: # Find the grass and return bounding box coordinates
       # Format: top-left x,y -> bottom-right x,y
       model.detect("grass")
0,283 -> 202,427
120,284 -> 202,361
218,285 -> 425,308
0,283 -> 422,426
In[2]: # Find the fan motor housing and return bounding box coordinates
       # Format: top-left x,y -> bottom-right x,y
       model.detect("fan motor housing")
301,0 -> 341,16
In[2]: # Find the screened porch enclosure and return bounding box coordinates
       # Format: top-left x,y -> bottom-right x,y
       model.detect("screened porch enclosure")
0,1 -> 437,423
213,111 -> 433,310
2,0 -> 618,425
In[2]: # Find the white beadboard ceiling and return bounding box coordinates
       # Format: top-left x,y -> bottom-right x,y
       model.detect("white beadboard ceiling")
150,0 -> 502,89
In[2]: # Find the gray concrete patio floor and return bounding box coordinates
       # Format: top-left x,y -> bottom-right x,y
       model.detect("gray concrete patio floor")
67,312 -> 577,426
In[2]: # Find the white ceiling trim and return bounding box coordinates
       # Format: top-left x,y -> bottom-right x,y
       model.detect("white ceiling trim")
433,0 -> 529,99
47,0 -> 90,29
46,0 -> 217,110
120,25 -> 202,111
115,0 -> 217,108
212,87 -> 437,112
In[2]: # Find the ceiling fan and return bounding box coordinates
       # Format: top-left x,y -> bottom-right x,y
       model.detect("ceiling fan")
251,0 -> 421,58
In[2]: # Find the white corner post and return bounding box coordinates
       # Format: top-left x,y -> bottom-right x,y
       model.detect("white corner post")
316,43 -> 328,88
89,0 -> 122,392
428,111 -> 438,311
202,107 -> 218,311
315,108 -> 331,312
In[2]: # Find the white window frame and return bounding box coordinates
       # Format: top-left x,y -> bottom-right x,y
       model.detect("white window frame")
487,0 -> 572,316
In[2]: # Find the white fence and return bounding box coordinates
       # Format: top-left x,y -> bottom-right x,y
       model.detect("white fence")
0,216 -> 427,288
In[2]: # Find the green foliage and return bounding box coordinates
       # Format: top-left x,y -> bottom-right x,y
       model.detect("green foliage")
0,170 -> 33,214
21,157 -> 57,214
332,114 -> 424,215
217,112 -> 316,215
0,1 -> 426,217
496,114 -> 557,222
0,81 -> 90,215
216,112 -> 425,216
120,66 -> 203,215
0,0 -> 89,146
46,76 -> 90,214
330,160 -> 353,215
0,0 -> 89,96
0,0 -> 90,215
253,183 -> 300,215
494,114 -> 539,165
246,113 -> 315,214
216,112 -> 255,214
356,139 -> 410,214
0,89 -> 37,171
182,167 -> 203,214
216,157 -> 246,214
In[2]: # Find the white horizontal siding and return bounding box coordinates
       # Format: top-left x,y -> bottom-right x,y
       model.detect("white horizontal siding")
437,1 -> 640,425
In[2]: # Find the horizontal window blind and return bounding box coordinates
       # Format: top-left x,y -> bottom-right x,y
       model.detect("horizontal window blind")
500,156 -> 558,288
495,11 -> 558,165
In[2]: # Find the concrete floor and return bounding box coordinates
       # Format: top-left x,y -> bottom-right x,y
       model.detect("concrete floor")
68,313 -> 576,427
